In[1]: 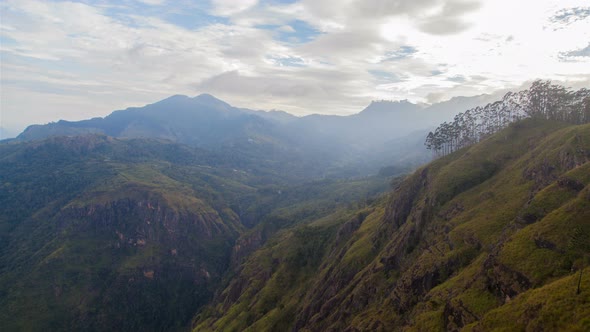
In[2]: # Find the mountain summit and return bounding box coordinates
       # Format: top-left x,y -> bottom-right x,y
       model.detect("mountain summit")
13,93 -> 499,178
357,99 -> 423,116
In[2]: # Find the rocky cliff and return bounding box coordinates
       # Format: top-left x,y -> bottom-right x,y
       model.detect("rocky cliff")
195,119 -> 590,331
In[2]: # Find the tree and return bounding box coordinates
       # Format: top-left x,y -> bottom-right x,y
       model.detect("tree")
425,81 -> 590,157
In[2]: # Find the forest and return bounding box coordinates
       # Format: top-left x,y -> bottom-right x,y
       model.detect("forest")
425,80 -> 590,156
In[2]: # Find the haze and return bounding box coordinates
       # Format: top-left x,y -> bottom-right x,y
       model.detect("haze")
1,0 -> 589,137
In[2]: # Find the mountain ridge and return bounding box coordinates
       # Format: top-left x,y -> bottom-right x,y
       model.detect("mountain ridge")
13,92 -> 501,139
2,83 -> 589,331
0,133 -> 392,331
15,92 -> 498,179
194,118 -> 590,331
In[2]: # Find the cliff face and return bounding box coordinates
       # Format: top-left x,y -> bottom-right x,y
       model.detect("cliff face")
0,137 -> 248,331
0,134 -> 391,331
3,119 -> 589,331
195,119 -> 590,331
1,181 -> 243,332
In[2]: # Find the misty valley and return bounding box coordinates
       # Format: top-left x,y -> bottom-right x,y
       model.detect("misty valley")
1,81 -> 589,331
2,1 -> 590,330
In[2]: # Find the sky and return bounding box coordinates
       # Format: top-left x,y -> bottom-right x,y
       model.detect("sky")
1,0 -> 589,137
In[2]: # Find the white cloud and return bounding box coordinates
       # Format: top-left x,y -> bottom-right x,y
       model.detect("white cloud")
136,0 -> 167,5
210,0 -> 258,16
0,0 -> 589,135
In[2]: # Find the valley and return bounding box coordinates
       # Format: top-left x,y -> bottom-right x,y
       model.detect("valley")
1,82 -> 589,331
3,0 -> 590,330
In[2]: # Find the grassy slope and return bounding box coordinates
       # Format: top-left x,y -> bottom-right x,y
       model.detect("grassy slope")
0,135 -> 391,331
195,119 -> 590,331
194,205 -> 386,332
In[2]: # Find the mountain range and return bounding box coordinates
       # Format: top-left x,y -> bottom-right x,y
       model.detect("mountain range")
13,93 -> 500,179
1,85 -> 589,331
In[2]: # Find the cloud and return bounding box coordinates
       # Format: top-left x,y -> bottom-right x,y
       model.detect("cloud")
193,68 -> 371,115
299,27 -> 383,57
550,7 -> 590,26
380,46 -> 418,62
368,70 -> 402,83
354,0 -> 439,17
266,55 -> 306,67
137,0 -> 167,5
296,0 -> 481,36
418,16 -> 470,35
447,75 -> 467,83
210,0 -> 258,16
1,0 -> 589,134
417,0 -> 481,35
561,43 -> 590,58
196,70 -> 315,98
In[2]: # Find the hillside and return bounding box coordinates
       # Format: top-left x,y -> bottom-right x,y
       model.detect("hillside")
3,84 -> 589,331
0,136 -> 249,331
0,135 -> 389,331
3,0 -> 589,330
195,119 -> 590,331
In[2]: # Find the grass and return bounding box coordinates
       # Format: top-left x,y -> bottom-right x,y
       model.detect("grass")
498,187 -> 590,285
474,267 -> 590,331
5,119 -> 590,331
341,208 -> 384,269
198,120 -> 590,331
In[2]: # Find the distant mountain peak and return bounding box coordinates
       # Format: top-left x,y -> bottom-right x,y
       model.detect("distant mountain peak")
193,93 -> 231,108
149,94 -> 231,110
194,93 -> 217,100
147,94 -> 192,109
358,99 -> 422,116
158,94 -> 191,103
370,99 -> 413,105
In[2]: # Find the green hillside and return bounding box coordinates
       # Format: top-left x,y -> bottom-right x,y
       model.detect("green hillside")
195,119 -> 590,331
0,135 -> 388,331
0,136 -> 246,331
2,84 -> 589,331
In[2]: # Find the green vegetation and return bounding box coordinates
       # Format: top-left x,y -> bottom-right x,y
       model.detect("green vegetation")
195,119 -> 590,331
0,134 -> 390,331
473,267 -> 590,331
426,80 -> 590,156
2,85 -> 590,331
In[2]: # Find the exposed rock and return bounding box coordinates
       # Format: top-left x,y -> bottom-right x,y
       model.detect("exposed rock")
557,176 -> 585,191
335,212 -> 368,243
143,270 -> 155,279
230,229 -> 263,267
444,299 -> 480,331
484,258 -> 532,299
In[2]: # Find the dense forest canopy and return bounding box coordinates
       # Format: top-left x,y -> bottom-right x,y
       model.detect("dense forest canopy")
425,80 -> 590,156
